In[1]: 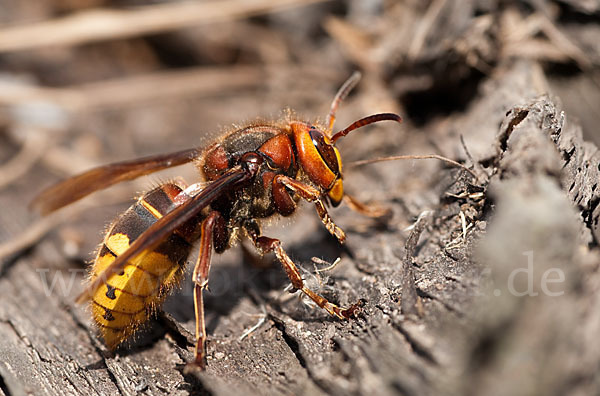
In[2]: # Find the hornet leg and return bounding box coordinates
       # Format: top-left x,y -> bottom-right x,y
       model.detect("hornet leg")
274,175 -> 346,243
245,222 -> 361,320
190,211 -> 226,369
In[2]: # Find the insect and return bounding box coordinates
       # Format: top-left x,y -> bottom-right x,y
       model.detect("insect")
32,72 -> 402,369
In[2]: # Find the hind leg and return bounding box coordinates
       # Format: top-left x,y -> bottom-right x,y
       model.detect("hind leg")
190,211 -> 226,369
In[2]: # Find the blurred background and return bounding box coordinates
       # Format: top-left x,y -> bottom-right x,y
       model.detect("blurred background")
0,0 -> 599,395
1,0 -> 599,257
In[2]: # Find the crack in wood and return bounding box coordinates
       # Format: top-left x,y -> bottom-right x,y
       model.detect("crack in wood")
60,304 -> 125,396
268,315 -> 306,368
499,109 -> 529,152
158,310 -> 195,348
415,287 -> 466,317
0,372 -> 11,396
401,212 -> 430,317
391,320 -> 438,365
0,318 -> 53,365
267,313 -> 332,394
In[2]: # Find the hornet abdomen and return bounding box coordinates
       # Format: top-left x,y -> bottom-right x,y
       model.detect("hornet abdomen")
90,183 -> 194,348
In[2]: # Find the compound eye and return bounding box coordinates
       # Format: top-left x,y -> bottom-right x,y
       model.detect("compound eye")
309,127 -> 340,175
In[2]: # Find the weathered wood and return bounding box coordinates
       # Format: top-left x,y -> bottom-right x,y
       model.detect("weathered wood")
1,0 -> 600,392
3,58 -> 599,395
0,57 -> 600,395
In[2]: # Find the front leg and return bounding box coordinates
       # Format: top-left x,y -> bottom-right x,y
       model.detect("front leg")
245,222 -> 361,319
274,175 -> 346,243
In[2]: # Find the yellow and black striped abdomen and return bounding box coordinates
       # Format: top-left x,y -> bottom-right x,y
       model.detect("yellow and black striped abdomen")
90,183 -> 194,349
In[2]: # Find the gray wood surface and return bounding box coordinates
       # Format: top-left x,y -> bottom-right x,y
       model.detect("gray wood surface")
2,59 -> 599,396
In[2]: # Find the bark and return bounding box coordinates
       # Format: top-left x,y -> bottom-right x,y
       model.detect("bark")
2,59 -> 600,396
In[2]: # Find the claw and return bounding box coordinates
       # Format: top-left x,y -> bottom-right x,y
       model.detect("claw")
341,299 -> 365,319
